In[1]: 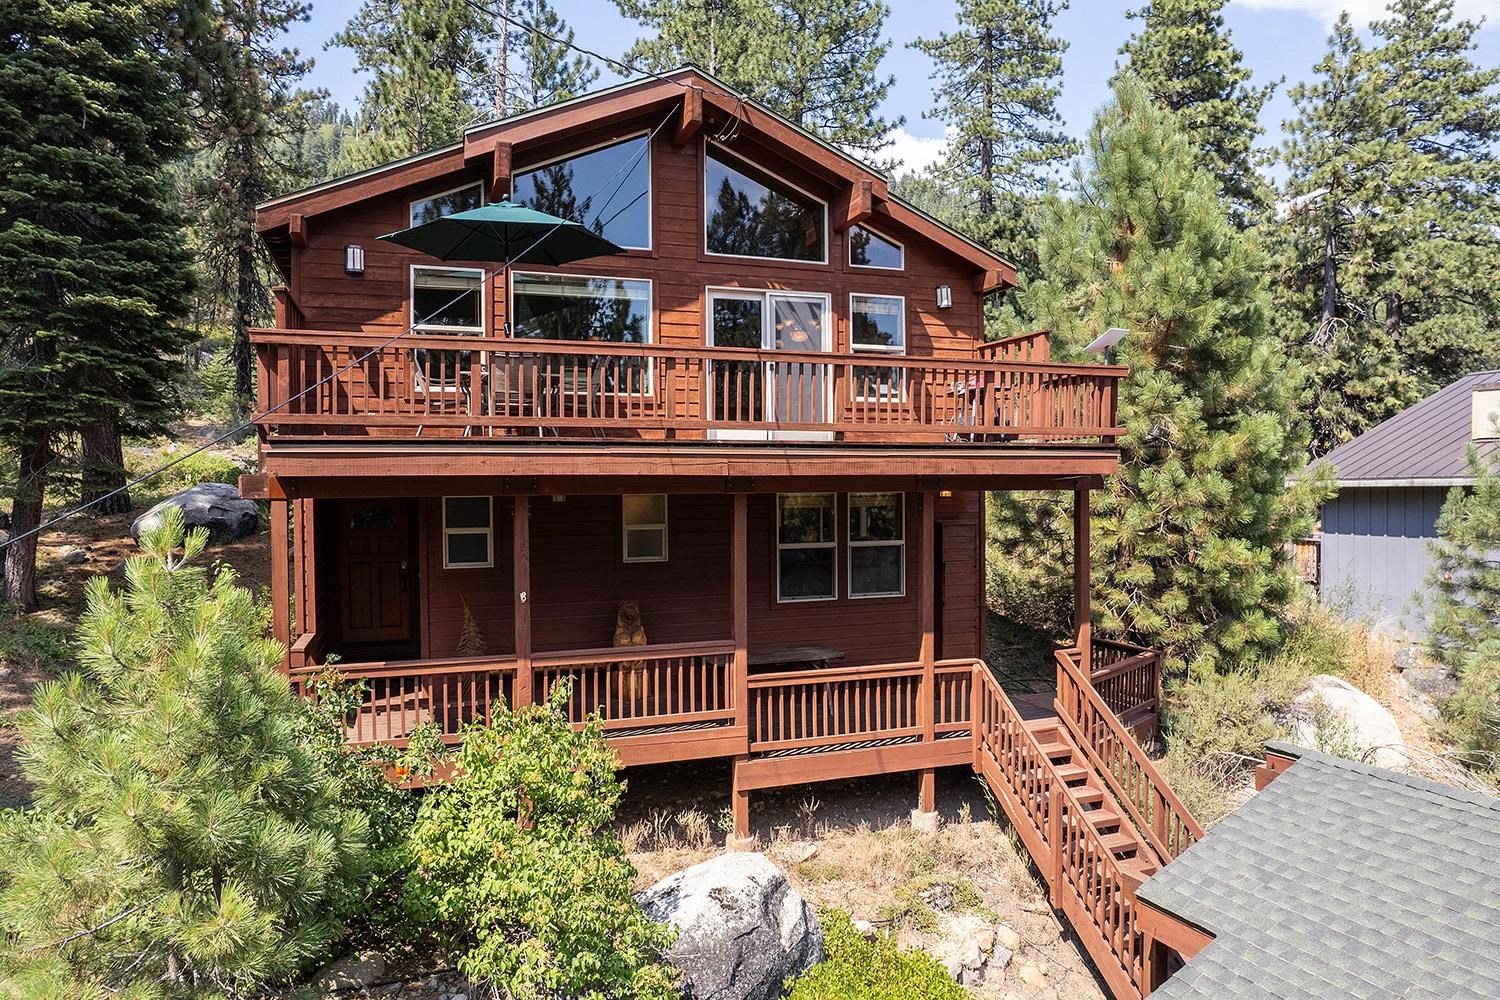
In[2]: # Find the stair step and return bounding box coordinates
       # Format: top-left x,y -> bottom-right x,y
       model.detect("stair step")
1035,740 -> 1072,759
1098,830 -> 1141,856
1073,787 -> 1106,806
1085,807 -> 1123,830
1054,762 -> 1089,784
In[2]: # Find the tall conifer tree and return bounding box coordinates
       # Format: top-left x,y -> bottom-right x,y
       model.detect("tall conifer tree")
0,0 -> 195,610
497,0 -> 599,114
911,0 -> 1075,277
1020,77 -> 1325,676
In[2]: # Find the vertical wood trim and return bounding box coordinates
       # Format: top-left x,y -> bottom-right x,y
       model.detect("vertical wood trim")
731,757 -> 751,839
731,493 -> 748,734
918,768 -> 935,812
918,491 -> 936,741
513,495 -> 533,707
975,490 -> 986,659
417,499 -> 433,659
1073,488 -> 1092,653
293,498 -> 318,639
270,499 -> 290,671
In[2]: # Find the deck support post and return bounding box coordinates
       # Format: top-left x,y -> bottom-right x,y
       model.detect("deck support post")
270,498 -> 291,671
918,492 -> 936,743
513,496 -> 533,708
731,493 -> 748,737
1072,487 -> 1092,668
730,757 -> 751,842
917,768 -> 936,812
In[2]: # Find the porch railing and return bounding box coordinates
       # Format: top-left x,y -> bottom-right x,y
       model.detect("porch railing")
251,329 -> 1123,444
532,640 -> 736,730
1089,638 -> 1163,724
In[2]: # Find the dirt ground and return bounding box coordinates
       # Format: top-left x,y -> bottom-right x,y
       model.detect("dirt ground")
0,506 -> 270,809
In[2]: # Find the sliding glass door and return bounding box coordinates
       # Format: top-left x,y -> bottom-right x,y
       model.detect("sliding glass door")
708,289 -> 830,440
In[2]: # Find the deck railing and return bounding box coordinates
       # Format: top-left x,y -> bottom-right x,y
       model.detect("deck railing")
1089,638 -> 1162,724
532,640 -> 736,730
1056,648 -> 1204,863
251,329 -> 1123,444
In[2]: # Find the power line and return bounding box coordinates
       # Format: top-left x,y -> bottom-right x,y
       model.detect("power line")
0,106 -> 678,557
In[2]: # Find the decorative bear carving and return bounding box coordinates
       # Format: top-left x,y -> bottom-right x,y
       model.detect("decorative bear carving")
613,601 -> 649,707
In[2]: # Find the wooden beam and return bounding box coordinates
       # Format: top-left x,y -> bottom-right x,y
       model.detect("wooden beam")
270,499 -> 291,670
972,268 -> 1006,294
513,496 -> 533,708
288,213 -> 307,248
673,88 -> 703,148
918,492 -> 936,742
731,757 -> 751,839
833,178 -> 874,232
917,768 -> 935,812
1073,488 -> 1092,661
731,493 -> 748,736
293,499 -> 317,637
490,141 -> 512,201
1136,898 -> 1214,961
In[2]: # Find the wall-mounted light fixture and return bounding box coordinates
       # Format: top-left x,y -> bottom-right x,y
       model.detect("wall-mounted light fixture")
935,285 -> 953,309
938,489 -> 954,499
344,244 -> 365,275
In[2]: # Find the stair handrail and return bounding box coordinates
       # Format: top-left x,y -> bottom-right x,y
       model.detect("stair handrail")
1054,647 -> 1205,863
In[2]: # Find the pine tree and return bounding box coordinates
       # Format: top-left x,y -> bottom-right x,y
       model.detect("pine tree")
910,0 -> 1076,278
1117,0 -> 1274,225
1424,424 -> 1500,757
0,509 -> 368,991
334,0 -> 491,169
495,0 -> 599,115
183,0 -> 318,411
1019,77 -> 1327,677
0,0 -> 196,610
617,0 -> 901,155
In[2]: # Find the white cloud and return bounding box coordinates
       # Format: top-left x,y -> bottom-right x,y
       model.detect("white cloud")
1232,0 -> 1498,30
884,127 -> 952,176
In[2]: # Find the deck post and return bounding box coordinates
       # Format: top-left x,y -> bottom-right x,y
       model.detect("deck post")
918,492 -> 936,743
1072,487 -> 1092,668
731,757 -> 751,841
513,495 -> 533,708
918,768 -> 935,812
270,498 -> 291,671
731,493 -> 748,738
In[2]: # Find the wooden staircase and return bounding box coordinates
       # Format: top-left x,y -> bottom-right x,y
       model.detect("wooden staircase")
970,643 -> 1203,1000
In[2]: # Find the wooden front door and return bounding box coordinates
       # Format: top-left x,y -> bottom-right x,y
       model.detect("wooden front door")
339,500 -> 413,644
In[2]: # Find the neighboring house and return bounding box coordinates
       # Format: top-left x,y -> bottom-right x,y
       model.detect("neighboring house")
246,67 -> 1197,999
1136,742 -> 1500,999
1313,372 -> 1500,636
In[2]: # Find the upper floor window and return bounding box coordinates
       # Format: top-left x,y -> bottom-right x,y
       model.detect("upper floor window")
411,182 -> 482,227
413,267 -> 484,333
513,134 -> 652,250
850,293 -> 905,401
849,225 -> 903,269
705,144 -> 827,263
511,273 -> 651,343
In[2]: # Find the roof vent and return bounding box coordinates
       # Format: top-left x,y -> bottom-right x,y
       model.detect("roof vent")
1474,385 -> 1500,440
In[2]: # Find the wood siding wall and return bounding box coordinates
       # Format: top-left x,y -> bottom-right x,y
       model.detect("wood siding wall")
318,491 -> 982,664
285,122 -> 985,360
1319,486 -> 1446,636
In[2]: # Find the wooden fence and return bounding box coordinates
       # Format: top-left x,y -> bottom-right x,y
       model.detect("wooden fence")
532,641 -> 737,731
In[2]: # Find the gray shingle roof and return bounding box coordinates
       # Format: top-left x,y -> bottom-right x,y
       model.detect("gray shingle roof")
1138,743 -> 1500,1000
1317,371 -> 1500,485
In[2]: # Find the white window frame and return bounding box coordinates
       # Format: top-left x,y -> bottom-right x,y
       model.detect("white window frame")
411,265 -> 486,394
849,293 -> 906,403
513,131 -> 653,251
704,141 -> 830,266
409,181 -> 484,228
508,271 -> 655,394
847,492 -> 906,599
621,494 -> 668,563
442,496 -> 493,569
847,224 -> 905,271
776,492 -> 838,604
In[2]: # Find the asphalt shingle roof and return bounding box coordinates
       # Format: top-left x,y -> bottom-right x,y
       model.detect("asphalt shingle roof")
1317,370 -> 1500,484
1137,743 -> 1500,1000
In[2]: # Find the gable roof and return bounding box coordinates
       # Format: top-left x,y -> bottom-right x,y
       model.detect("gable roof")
1317,370 -> 1500,487
1138,743 -> 1500,1000
256,66 -> 1015,288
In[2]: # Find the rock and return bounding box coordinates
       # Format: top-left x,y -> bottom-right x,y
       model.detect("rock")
1019,963 -> 1048,987
1290,674 -> 1408,769
974,926 -> 995,953
944,955 -> 964,981
959,938 -> 983,970
910,808 -> 940,834
991,945 -> 1014,970
637,852 -> 822,1000
313,952 -> 386,991
921,881 -> 955,911
852,919 -> 877,938
59,547 -> 87,564
131,482 -> 258,544
962,965 -> 986,987
996,923 -> 1022,951
784,841 -> 817,864
1398,661 -> 1458,704
1021,899 -> 1050,914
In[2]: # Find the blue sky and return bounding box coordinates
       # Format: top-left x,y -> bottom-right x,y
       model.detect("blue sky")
288,0 -> 1499,176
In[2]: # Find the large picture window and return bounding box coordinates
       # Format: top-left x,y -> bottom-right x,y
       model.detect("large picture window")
848,493 -> 904,598
848,225 -> 904,269
777,493 -> 836,602
705,145 -> 827,263
411,182 -> 482,227
513,135 -> 651,250
412,267 -> 484,390
511,273 -> 650,343
850,294 -> 905,401
442,496 -> 493,569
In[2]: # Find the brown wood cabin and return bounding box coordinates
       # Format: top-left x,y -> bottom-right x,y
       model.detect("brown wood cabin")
245,68 -> 1200,999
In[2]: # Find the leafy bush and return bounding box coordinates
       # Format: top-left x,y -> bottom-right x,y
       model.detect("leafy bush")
784,910 -> 964,1000
0,509 -> 368,994
186,347 -> 239,423
401,684 -> 676,999
125,444 -> 251,507
1163,664 -> 1298,765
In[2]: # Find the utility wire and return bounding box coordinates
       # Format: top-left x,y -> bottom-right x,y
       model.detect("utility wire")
0,107 -> 678,556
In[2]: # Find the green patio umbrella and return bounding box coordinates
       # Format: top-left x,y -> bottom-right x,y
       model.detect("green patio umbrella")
377,201 -> 626,266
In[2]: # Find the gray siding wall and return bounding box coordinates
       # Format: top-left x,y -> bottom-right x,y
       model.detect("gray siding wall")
1319,486 -> 1449,636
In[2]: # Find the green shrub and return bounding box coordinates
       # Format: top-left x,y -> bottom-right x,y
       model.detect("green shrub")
126,445 -> 251,507
401,684 -> 676,999
1163,663 -> 1297,763
0,618 -> 71,674
785,910 -> 964,1000
0,509 -> 368,994
187,348 -> 239,423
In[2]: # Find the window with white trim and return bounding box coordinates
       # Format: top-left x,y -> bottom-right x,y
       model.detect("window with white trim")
622,495 -> 668,562
777,493 -> 836,602
848,492 -> 904,598
850,293 -> 906,402
410,182 -> 482,227
705,144 -> 827,263
412,266 -> 484,390
442,496 -> 493,568
848,225 -> 903,269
